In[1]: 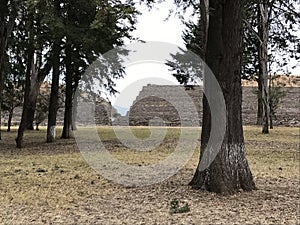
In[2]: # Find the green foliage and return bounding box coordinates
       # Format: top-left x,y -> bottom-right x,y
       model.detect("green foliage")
35,92 -> 49,129
252,75 -> 287,127
268,76 -> 287,121
167,0 -> 300,84
166,47 -> 203,85
169,198 -> 190,214
1,51 -> 25,113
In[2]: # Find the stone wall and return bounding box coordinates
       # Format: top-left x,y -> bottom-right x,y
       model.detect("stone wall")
1,85 -> 299,127
127,85 -> 202,126
114,84 -> 299,127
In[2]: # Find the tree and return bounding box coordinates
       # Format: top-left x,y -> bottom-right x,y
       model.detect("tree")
168,0 -> 299,131
13,0 -> 138,147
46,0 -> 63,142
268,75 -> 286,129
1,63 -> 25,132
0,0 -> 17,140
189,0 -> 256,194
243,0 -> 300,132
257,1 -> 270,134
15,0 -> 53,147
60,0 -> 138,139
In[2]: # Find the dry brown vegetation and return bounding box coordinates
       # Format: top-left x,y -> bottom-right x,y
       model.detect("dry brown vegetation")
0,126 -> 299,224
242,75 -> 300,87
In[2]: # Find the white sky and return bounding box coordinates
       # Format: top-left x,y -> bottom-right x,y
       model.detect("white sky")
110,1 -> 188,111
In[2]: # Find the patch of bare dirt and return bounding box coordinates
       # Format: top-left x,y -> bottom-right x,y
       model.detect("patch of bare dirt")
1,171 -> 299,225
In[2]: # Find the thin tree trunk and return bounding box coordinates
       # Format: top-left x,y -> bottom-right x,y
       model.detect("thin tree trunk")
47,39 -> 61,142
189,0 -> 256,195
258,2 -> 269,134
61,42 -> 73,139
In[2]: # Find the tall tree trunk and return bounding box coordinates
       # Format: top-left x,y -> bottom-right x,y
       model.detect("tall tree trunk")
189,0 -> 256,195
16,39 -> 35,148
199,0 -> 209,58
25,49 -> 43,130
47,39 -> 61,142
61,42 -> 73,139
258,2 -> 269,134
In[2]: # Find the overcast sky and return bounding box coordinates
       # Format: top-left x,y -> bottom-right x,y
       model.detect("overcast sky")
110,1 -> 299,112
111,1 -> 187,111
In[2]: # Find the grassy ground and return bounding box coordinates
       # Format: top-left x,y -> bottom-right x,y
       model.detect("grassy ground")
0,126 -> 299,224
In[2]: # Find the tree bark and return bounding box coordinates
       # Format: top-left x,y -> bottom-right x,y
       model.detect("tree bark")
258,2 -> 269,134
47,39 -> 61,142
16,36 -> 35,148
189,0 -> 256,195
61,42 -> 73,139
199,0 -> 209,58
25,49 -> 50,130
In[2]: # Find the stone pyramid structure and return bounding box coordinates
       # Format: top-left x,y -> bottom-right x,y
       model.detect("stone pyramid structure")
113,84 -> 299,127
113,84 -> 203,127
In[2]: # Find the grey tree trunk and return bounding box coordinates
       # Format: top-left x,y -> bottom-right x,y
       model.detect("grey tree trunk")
16,47 -> 51,147
189,0 -> 256,195
25,49 -> 51,130
16,34 -> 35,148
258,2 -> 269,134
47,39 -> 61,143
61,42 -> 73,139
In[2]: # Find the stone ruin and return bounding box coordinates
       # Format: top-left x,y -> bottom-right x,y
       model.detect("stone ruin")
2,82 -> 299,127
113,84 -> 203,126
112,84 -> 300,127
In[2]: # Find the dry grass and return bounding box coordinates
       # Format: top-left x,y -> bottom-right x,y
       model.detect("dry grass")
0,126 -> 299,224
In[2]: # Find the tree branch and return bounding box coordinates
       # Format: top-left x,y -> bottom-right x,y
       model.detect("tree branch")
243,19 -> 262,45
